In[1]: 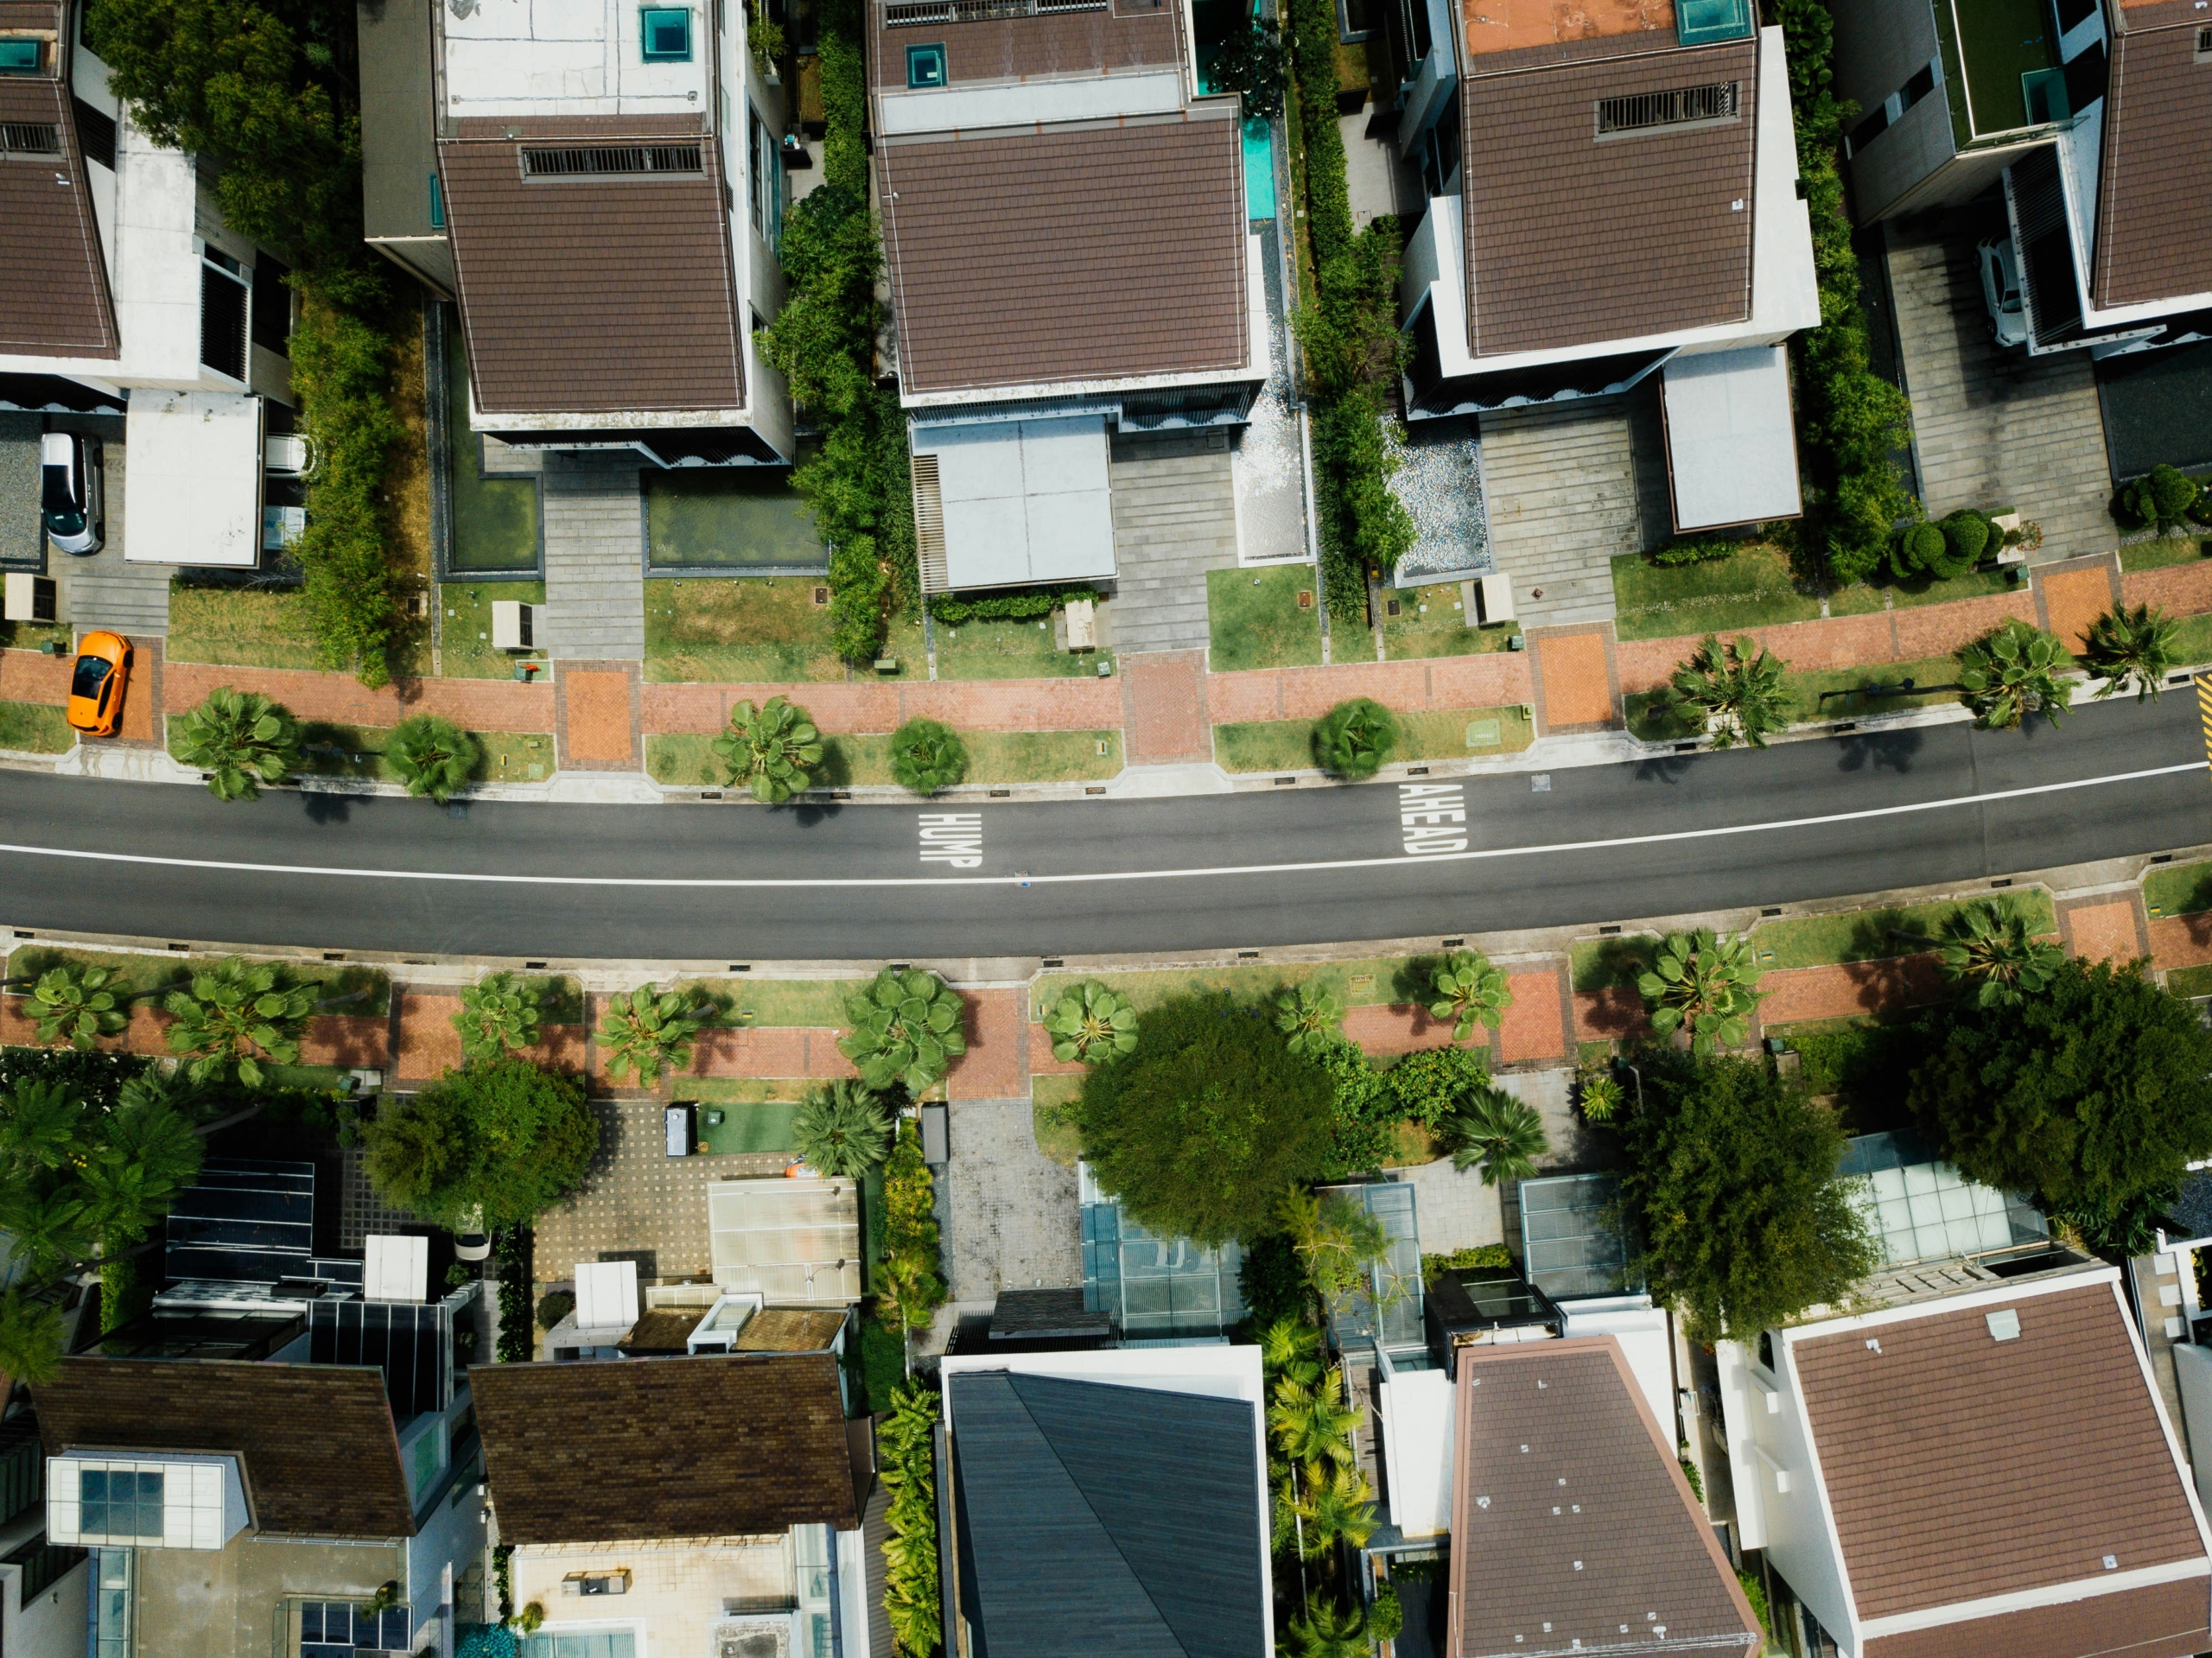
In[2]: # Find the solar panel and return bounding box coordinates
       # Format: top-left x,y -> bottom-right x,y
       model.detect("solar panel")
309,1299 -> 450,1419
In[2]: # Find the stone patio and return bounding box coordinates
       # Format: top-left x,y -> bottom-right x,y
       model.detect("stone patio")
939,1096 -> 1080,1306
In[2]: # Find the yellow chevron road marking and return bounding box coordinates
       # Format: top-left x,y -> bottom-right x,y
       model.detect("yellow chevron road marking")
2198,676 -> 2212,772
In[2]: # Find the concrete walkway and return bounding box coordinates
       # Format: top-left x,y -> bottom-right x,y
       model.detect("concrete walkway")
1478,397 -> 1654,631
541,455 -> 645,660
1106,430 -> 1240,654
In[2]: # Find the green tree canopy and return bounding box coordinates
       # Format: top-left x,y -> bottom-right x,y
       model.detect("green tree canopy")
360,1058 -> 597,1231
1071,995 -> 1333,1247
792,1080 -> 893,1178
1907,956 -> 2212,1217
1618,1052 -> 1877,1343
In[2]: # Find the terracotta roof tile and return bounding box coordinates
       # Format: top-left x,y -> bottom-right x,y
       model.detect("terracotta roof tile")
878,113 -> 1249,396
1861,1576 -> 2211,1658
470,1353 -> 860,1544
1793,1281 -> 2208,1622
0,14 -> 117,359
32,1358 -> 414,1538
2092,19 -> 2212,309
1460,38 -> 1758,358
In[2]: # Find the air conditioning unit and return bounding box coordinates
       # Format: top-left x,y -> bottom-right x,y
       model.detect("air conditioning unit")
564,1569 -> 631,1597
3,572 -> 57,625
491,600 -> 537,651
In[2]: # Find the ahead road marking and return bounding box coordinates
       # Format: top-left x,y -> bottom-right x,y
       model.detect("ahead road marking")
0,760 -> 2198,890
918,812 -> 982,868
1400,783 -> 1468,856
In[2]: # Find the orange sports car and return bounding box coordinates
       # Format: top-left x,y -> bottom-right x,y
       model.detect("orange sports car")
66,631 -> 132,737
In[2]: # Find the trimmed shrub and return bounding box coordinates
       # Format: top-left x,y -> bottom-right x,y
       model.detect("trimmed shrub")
887,717 -> 968,797
1313,697 -> 1400,779
1652,535 -> 1739,566
1891,523 -> 1947,581
926,585 -> 1098,626
1941,510 -> 1992,567
2120,463 -> 2204,531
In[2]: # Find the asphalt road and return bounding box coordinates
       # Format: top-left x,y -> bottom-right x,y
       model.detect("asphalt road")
1,696 -> 2207,960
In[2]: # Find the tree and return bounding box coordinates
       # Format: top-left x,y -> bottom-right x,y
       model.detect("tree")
1071,995 -> 1334,1247
1209,22 -> 1286,119
163,958 -> 315,1088
1936,900 -> 2064,1008
1274,981 -> 1344,1056
596,985 -> 709,1086
1907,956 -> 2212,1219
387,715 -> 480,804
879,1379 -> 942,1655
360,1058 -> 597,1230
1669,634 -> 1789,749
1313,697 -> 1400,780
877,1119 -> 947,1341
1618,1051 -> 1878,1342
1438,1085 -> 1548,1185
1291,1464 -> 1378,1553
1283,1601 -> 1368,1658
2082,603 -> 2177,702
793,1080 -> 893,1177
1276,1188 -> 1391,1314
1384,1045 -> 1491,1128
27,964 -> 130,1050
838,967 -> 968,1094
1638,929 -> 1764,1054
171,686 -> 302,801
1268,1363 -> 1361,1469
451,971 -> 543,1063
1429,949 -> 1512,1042
1306,1032 -> 1399,1179
1040,980 -> 1139,1065
1259,1315 -> 1323,1388
714,696 -> 824,804
887,717 -> 968,797
1957,620 -> 2070,730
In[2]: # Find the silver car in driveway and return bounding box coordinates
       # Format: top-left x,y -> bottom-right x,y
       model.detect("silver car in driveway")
1979,236 -> 2029,347
40,432 -> 103,555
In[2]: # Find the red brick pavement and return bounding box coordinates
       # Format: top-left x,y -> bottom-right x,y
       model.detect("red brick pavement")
0,994 -> 386,1066
1573,987 -> 1649,1042
0,648 -> 68,703
687,1026 -> 857,1080
2151,913 -> 2212,970
557,665 -> 640,769
1122,651 -> 1212,764
1496,969 -> 1571,1064
1614,593 -> 2037,696
1531,632 -> 1616,730
160,661 -> 556,732
2122,560 -> 2212,615
2039,563 -> 2120,656
1756,955 -> 1948,1025
945,988 -> 1025,1101
2058,896 -> 2148,965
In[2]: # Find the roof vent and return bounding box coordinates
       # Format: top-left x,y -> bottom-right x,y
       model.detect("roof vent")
2104,1554 -> 2119,1570
1866,1337 -> 1881,1353
1594,81 -> 1740,138
521,143 -> 704,180
1986,1309 -> 2021,1342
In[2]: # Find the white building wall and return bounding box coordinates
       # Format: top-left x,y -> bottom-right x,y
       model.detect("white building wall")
2,1553 -> 88,1658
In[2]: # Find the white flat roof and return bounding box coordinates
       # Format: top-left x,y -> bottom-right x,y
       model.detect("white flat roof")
1378,1368 -> 1453,1539
123,391 -> 263,567
443,0 -> 707,120
1662,343 -> 1804,531
915,414 -> 1117,591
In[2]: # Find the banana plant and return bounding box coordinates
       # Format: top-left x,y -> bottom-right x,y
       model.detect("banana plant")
838,967 -> 967,1094
1637,928 -> 1764,1054
1273,981 -> 1344,1055
596,985 -> 709,1086
1429,949 -> 1513,1041
714,696 -> 825,804
27,963 -> 130,1050
1042,980 -> 1139,1064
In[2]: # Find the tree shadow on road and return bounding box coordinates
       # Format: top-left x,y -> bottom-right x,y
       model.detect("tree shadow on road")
1834,729 -> 1924,774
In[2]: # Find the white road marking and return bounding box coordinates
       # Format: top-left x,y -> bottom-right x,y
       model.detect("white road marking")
0,761 -> 2199,890
1399,782 -> 1468,856
918,811 -> 982,868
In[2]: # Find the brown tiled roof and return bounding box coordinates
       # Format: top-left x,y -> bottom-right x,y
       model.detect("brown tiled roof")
440,127 -> 744,416
878,111 -> 1249,396
2091,18 -> 2212,309
1446,1339 -> 1759,1658
1862,1576 -> 2211,1658
0,10 -> 118,359
470,1353 -> 860,1544
734,1308 -> 846,1352
1793,1281 -> 2208,1623
867,0 -> 1182,92
1459,38 -> 1758,359
617,1309 -> 702,1356
32,1358 -> 414,1538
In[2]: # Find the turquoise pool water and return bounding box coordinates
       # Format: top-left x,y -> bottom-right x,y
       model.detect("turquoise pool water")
1243,118 -> 1275,221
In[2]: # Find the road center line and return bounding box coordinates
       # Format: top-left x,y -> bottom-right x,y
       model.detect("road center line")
0,761 -> 2199,890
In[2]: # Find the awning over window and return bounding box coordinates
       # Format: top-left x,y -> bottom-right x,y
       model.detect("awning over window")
913,415 -> 1116,592
1661,344 -> 1804,533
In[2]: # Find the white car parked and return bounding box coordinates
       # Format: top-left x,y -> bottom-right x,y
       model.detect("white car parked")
40,431 -> 103,555
1979,236 -> 2029,347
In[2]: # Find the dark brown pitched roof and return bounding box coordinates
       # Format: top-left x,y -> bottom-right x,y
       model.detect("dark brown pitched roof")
1459,38 -> 1758,359
734,1308 -> 847,1352
470,1353 -> 860,1544
867,1 -> 1182,92
1793,1281 -> 2209,1623
0,7 -> 118,359
878,111 -> 1249,396
2091,16 -> 2212,309
32,1358 -> 414,1538
1446,1339 -> 1759,1658
1862,1576 -> 2211,1658
440,125 -> 744,416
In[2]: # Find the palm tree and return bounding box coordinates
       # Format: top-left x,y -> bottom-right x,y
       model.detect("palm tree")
1576,1069 -> 1624,1124
1637,928 -> 1764,1054
27,963 -> 129,1050
0,1289 -> 66,1385
1274,982 -> 1344,1056
1937,900 -> 2065,1008
1439,1085 -> 1548,1185
163,959 -> 315,1088
792,1081 -> 893,1177
596,985 -> 709,1087
1276,1188 -> 1390,1311
1957,620 -> 2071,730
452,971 -> 543,1063
1293,1464 -> 1378,1555
1041,980 -> 1139,1065
1259,1317 -> 1323,1388
1268,1368 -> 1360,1471
1429,949 -> 1513,1042
887,717 -> 969,796
714,696 -> 825,804
387,715 -> 480,804
2081,603 -> 2178,703
1313,698 -> 1400,780
171,686 -> 302,802
1284,1602 -> 1367,1658
1669,633 -> 1790,748
837,967 -> 968,1094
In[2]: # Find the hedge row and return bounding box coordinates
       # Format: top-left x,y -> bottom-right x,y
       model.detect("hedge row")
926,584 -> 1100,626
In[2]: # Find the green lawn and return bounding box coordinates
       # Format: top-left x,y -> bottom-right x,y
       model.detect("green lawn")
0,700 -> 73,753
1215,704 -> 1532,772
643,470 -> 825,572
649,728 -> 1117,787
645,576 -> 844,683
4,944 -> 391,1014
1570,935 -> 1660,992
2170,613 -> 2212,666
1748,892 -> 2056,971
166,586 -> 326,672
445,321 -> 541,574
521,975 -> 586,1026
695,1100 -> 804,1155
666,979 -> 856,1026
438,581 -> 547,680
2146,861 -> 2212,918
168,720 -> 555,786
1032,956 -> 1433,1019
2166,963 -> 2212,999
1208,566 -> 1324,672
1779,654 -> 1967,722
1883,568 -> 2018,609
1033,1077 -> 1084,1166
1380,581 -> 1517,659
906,613 -> 1097,681
1611,546 -> 2012,645
0,618 -> 69,652
1760,1014 -> 1925,1130
2121,537 -> 2205,573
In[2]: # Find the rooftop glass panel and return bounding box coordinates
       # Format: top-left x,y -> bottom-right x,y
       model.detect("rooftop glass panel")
1519,1173 -> 1643,1299
1839,1130 -> 2049,1266
1080,1165 -> 1246,1340
1319,1183 -> 1426,1356
1675,0 -> 1753,46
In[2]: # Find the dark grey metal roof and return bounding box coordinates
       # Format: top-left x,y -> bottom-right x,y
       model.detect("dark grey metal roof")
948,1372 -> 1266,1658
989,1289 -> 1110,1341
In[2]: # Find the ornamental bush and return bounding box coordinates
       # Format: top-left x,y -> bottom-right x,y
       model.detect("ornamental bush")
877,1119 -> 947,1340
1313,697 -> 1400,779
926,585 -> 1099,626
1941,510 -> 1991,567
888,717 -> 968,797
1652,535 -> 1739,567
2119,463 -> 2202,531
1385,1045 -> 1491,1128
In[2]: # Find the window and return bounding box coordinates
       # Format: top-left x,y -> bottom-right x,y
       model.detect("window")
429,170 -> 444,228
2197,25 -> 2212,60
906,42 -> 946,87
521,143 -> 702,178
519,1636 -> 638,1658
885,0 -> 1098,23
91,1550 -> 130,1658
1594,80 -> 1740,137
72,98 -> 114,168
0,37 -> 43,74
200,259 -> 249,381
1757,1330 -> 1775,1372
747,105 -> 780,247
639,6 -> 692,60
79,1470 -> 162,1541
748,106 -> 765,232
301,1600 -> 410,1658
0,121 -> 60,156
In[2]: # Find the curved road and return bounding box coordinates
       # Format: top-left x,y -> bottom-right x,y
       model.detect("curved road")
1,696 -> 2207,959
